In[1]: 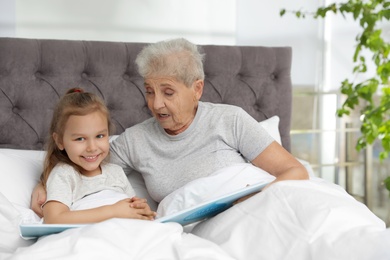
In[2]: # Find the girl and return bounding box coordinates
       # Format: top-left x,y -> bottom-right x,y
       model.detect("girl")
41,88 -> 156,224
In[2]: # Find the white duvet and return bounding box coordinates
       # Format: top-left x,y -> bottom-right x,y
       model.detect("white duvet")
1,164 -> 390,260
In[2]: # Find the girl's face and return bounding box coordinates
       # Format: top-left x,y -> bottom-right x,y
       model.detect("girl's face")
144,76 -> 203,135
54,111 -> 109,177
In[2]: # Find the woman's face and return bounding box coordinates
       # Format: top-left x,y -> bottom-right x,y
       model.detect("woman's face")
144,76 -> 203,135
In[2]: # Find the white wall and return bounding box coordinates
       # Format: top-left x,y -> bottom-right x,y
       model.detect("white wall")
236,0 -> 322,88
13,0 -> 236,45
0,0 -> 15,37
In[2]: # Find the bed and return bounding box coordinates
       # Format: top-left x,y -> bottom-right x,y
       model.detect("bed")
0,37 -> 389,260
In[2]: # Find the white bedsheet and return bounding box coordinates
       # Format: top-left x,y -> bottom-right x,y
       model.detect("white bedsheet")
9,220 -> 233,260
2,178 -> 390,259
192,178 -> 390,260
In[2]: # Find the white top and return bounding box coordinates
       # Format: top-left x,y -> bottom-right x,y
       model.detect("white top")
45,162 -> 135,209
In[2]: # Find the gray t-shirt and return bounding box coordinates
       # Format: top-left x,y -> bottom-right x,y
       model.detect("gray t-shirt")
110,101 -> 274,202
45,163 -> 136,208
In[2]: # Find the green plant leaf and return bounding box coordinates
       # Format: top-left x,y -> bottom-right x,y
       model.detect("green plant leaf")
383,176 -> 390,193
379,9 -> 390,20
280,0 -> 390,161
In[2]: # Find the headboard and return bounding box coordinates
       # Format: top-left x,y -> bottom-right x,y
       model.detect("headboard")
0,37 -> 292,151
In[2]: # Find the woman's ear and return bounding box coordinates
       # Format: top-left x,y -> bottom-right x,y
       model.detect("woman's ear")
53,133 -> 64,150
193,79 -> 204,100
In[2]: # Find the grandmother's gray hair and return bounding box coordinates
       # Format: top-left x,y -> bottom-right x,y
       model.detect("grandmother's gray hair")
135,38 -> 205,87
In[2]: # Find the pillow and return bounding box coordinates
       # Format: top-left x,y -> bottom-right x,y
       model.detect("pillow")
156,163 -> 276,218
0,149 -> 45,209
0,149 -> 45,254
259,115 -> 282,145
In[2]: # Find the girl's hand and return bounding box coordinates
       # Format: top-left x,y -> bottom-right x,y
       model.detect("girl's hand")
112,198 -> 156,220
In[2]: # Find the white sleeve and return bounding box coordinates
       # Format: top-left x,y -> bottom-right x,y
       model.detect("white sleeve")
45,166 -> 74,208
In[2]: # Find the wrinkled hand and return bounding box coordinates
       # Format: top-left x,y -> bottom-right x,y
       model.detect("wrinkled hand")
30,183 -> 47,218
112,197 -> 156,220
233,191 -> 260,205
232,182 -> 275,205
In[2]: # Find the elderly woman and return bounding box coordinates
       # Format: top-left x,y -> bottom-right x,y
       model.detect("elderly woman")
31,38 -> 308,215
110,38 -> 309,203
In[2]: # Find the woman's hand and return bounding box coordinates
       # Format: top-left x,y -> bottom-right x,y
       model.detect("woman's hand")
30,183 -> 47,218
233,191 -> 260,205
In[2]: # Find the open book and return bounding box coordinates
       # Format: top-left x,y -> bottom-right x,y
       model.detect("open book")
154,181 -> 269,225
20,181 -> 269,239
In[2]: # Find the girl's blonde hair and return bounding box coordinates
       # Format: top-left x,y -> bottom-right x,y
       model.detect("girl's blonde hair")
41,88 -> 112,187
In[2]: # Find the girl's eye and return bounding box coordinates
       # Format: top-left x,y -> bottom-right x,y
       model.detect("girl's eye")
97,134 -> 105,139
75,137 -> 85,141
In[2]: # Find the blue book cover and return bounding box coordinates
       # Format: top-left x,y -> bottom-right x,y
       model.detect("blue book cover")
20,181 -> 269,238
20,224 -> 86,239
154,181 -> 269,226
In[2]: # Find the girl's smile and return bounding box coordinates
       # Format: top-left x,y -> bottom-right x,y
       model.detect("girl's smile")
54,111 -> 110,177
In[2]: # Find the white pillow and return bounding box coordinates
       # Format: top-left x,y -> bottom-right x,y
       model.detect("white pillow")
156,163 -> 276,218
259,115 -> 282,145
0,149 -> 45,254
0,149 -> 45,209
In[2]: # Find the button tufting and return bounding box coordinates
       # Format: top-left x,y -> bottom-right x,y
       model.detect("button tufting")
35,71 -> 42,78
123,74 -> 130,80
81,72 -> 88,78
12,106 -> 18,113
270,73 -> 276,80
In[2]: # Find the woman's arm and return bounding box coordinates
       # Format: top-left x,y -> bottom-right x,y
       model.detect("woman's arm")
31,183 -> 46,218
43,198 -> 156,224
252,141 -> 309,182
235,141 -> 309,204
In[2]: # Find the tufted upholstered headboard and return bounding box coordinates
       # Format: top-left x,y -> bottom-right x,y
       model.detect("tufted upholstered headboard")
0,37 -> 292,151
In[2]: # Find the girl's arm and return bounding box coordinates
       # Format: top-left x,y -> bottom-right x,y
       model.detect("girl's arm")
43,198 -> 156,224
